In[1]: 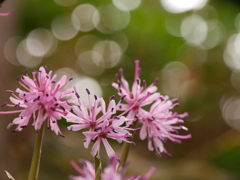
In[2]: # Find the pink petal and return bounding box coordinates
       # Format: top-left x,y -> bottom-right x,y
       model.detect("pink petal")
91,138 -> 101,157
102,138 -> 115,158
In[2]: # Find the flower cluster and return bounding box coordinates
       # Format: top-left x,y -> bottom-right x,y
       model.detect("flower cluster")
1,66 -> 74,136
0,60 -> 191,180
112,60 -> 191,156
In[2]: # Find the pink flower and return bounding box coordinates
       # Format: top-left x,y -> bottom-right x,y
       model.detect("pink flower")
67,90 -> 134,158
0,67 -> 74,136
69,160 -> 95,180
102,156 -> 155,180
70,156 -> 155,180
112,60 -> 160,120
138,96 -> 191,156
113,60 -> 191,156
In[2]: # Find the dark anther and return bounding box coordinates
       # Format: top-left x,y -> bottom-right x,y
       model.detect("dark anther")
86,88 -> 90,95
109,95 -> 115,101
75,92 -> 80,98
1,102 -> 8,107
60,105 -> 65,111
6,90 -> 14,93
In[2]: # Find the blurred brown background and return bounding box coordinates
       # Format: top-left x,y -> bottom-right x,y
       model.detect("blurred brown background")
1,0 -> 240,179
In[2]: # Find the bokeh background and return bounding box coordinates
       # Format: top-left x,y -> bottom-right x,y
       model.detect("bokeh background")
1,0 -> 240,179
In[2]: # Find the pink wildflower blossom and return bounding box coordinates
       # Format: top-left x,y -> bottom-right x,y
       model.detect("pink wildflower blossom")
69,160 -> 95,180
70,156 -> 155,180
67,90 -> 134,158
138,96 -> 191,156
0,67 -> 74,136
102,156 -> 155,180
112,60 -> 160,120
113,60 -> 191,156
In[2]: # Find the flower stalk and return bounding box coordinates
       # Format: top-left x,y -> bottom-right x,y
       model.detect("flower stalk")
94,155 -> 101,180
28,122 -> 45,180
119,120 -> 138,168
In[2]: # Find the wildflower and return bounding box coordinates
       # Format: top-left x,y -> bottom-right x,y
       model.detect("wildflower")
102,156 -> 155,180
112,60 -> 160,120
67,90 -> 134,158
70,156 -> 155,180
0,66 -> 74,136
69,160 -> 95,180
138,96 -> 191,156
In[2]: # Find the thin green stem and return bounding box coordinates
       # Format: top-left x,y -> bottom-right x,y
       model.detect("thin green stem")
28,123 -> 45,180
94,155 -> 102,180
119,120 -> 138,168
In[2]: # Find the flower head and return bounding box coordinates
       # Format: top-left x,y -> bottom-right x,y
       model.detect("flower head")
102,156 -> 155,180
112,60 -> 160,120
138,96 -> 191,156
113,60 -> 191,156
67,89 -> 134,158
1,66 -> 74,136
70,156 -> 155,180
69,160 -> 95,180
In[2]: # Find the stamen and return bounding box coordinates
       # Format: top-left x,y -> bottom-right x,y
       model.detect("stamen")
24,69 -> 28,75
172,103 -> 179,109
6,90 -> 14,93
171,98 -> 178,103
109,95 -> 114,101
119,68 -> 123,77
75,92 -> 80,99
153,78 -> 159,85
86,88 -> 90,95
120,95 -> 126,102
137,78 -> 140,85
60,105 -> 65,111
115,74 -> 119,81
1,102 -> 8,107
59,133 -> 65,137
142,80 -> 147,89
